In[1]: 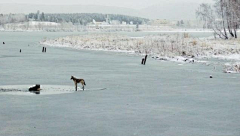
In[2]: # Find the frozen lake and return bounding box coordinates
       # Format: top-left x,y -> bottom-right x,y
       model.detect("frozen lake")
0,32 -> 240,136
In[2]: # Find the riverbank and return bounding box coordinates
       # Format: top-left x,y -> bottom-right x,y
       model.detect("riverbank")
40,33 -> 240,72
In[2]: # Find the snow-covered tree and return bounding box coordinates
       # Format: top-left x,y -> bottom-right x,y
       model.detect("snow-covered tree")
196,0 -> 240,39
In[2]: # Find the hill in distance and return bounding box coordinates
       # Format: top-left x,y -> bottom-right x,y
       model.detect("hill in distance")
0,2 -> 210,20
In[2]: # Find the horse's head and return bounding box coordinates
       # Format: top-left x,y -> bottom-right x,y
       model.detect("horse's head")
70,76 -> 74,80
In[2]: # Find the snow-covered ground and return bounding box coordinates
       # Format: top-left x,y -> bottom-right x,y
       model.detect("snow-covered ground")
40,33 -> 240,73
0,32 -> 240,136
142,29 -> 214,33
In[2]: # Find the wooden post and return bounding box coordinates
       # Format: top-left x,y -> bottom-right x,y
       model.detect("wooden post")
144,55 -> 148,65
141,58 -> 145,65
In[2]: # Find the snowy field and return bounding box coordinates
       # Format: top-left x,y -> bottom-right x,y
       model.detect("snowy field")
0,32 -> 240,136
41,33 -> 240,59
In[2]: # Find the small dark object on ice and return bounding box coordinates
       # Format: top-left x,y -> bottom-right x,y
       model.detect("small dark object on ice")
29,84 -> 41,91
141,55 -> 148,65
159,58 -> 167,61
29,84 -> 41,94
210,75 -> 213,78
20,49 -> 21,53
144,55 -> 148,65
190,59 -> 194,63
141,58 -> 145,65
182,51 -> 186,56
42,47 -> 46,53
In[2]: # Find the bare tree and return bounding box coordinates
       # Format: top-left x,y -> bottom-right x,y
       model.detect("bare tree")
196,0 -> 240,39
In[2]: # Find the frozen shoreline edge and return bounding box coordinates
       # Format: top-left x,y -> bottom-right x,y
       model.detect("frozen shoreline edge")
40,33 -> 240,73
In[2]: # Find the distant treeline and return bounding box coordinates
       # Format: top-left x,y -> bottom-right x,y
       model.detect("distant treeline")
28,13 -> 149,25
0,12 -> 149,26
0,14 -> 27,25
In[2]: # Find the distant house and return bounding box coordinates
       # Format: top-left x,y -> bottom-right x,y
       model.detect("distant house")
150,19 -> 170,26
93,19 -> 106,26
92,15 -> 111,26
29,21 -> 59,26
122,21 -> 127,25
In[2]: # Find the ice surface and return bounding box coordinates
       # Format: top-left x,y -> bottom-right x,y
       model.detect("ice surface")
0,85 -> 75,95
0,85 -> 107,96
0,32 -> 240,136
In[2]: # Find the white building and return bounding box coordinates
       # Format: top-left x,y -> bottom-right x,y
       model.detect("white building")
122,21 -> 127,25
150,19 -> 171,26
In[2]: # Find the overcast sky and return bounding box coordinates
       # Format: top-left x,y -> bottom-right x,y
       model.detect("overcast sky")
0,0 -> 214,9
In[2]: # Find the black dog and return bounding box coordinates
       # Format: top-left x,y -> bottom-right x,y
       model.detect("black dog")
29,84 -> 41,94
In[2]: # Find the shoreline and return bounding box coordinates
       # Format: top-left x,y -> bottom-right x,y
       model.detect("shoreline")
0,29 -> 217,33
40,33 -> 240,73
40,34 -> 240,60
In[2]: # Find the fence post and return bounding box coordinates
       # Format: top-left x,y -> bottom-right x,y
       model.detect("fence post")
144,55 -> 148,65
141,58 -> 145,65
